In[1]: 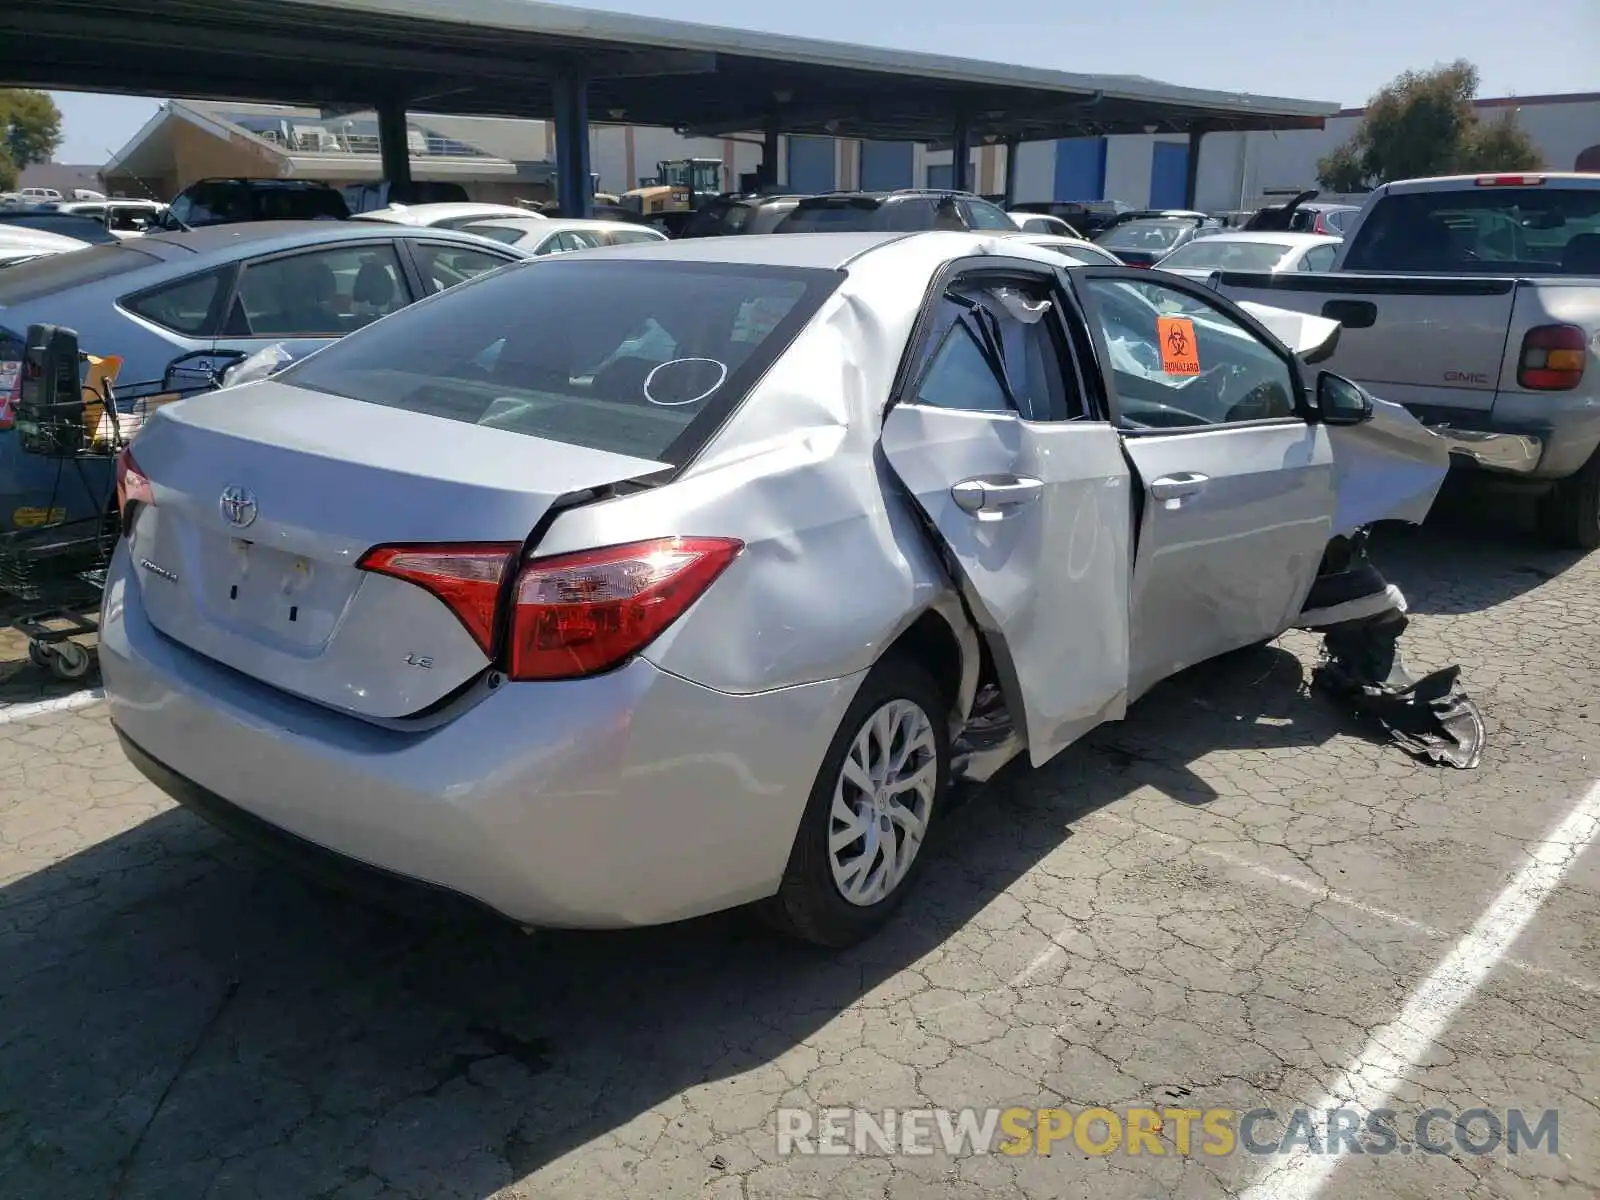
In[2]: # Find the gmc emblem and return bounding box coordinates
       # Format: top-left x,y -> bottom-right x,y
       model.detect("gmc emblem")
1444,370 -> 1491,385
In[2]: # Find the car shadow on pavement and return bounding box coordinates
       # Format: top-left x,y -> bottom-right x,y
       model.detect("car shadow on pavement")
0,645 -> 1379,1199
1377,486 -> 1589,616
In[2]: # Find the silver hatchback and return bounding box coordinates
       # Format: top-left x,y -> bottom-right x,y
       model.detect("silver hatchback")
101,232 -> 1447,946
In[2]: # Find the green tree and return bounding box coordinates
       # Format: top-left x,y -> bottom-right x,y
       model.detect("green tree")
1316,60 -> 1543,192
1314,141 -> 1366,194
0,148 -> 16,193
0,89 -> 64,174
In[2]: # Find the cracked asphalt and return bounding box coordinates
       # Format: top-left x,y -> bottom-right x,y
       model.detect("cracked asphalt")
2,500 -> 1597,1200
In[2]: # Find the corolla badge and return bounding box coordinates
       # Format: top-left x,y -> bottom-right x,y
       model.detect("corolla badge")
219,485 -> 258,529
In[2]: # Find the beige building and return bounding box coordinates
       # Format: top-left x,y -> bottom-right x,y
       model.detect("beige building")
101,100 -> 771,206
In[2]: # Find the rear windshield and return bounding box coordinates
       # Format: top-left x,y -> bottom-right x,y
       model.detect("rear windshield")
284,258 -> 841,465
456,223 -> 527,245
1095,219 -> 1192,252
1343,187 -> 1600,274
0,213 -> 119,245
181,182 -> 350,226
0,243 -> 154,305
775,202 -> 886,233
1159,239 -> 1292,271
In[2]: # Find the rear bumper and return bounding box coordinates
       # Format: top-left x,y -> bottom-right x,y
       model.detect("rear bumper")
1422,425 -> 1545,474
100,542 -> 861,928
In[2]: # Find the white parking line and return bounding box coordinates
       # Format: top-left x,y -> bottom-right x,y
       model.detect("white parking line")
1239,780 -> 1600,1200
1097,812 -> 1600,998
0,688 -> 105,725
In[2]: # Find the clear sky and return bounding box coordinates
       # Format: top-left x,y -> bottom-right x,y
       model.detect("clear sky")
48,0 -> 1600,163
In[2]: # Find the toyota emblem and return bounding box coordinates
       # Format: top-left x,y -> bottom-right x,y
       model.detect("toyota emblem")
219,486 -> 258,529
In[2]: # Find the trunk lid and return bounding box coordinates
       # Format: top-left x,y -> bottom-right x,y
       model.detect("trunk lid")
1214,272 -> 1519,413
126,379 -> 667,719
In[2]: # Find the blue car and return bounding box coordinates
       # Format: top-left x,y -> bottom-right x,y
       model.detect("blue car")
0,221 -> 526,531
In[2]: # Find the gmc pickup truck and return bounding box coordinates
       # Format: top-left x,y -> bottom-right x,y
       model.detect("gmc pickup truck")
1215,173 -> 1600,547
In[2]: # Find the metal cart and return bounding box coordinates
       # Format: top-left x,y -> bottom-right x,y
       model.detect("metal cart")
1,325 -> 217,679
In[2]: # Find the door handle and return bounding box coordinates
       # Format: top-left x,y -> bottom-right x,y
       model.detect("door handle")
1149,472 -> 1210,500
951,476 -> 1045,517
1322,299 -> 1376,329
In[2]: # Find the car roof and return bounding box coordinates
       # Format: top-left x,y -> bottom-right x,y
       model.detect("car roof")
794,189 -> 981,206
182,177 -> 339,190
0,225 -> 88,250
1006,232 -> 1112,253
355,202 -> 541,224
574,230 -> 909,268
469,217 -> 660,234
136,219 -> 494,259
1183,230 -> 1343,246
1380,172 -> 1600,194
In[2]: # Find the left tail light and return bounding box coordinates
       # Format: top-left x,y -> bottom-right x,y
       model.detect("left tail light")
0,358 -> 20,431
508,537 -> 743,680
1518,324 -> 1588,391
115,445 -> 153,524
356,535 -> 743,677
357,544 -> 519,654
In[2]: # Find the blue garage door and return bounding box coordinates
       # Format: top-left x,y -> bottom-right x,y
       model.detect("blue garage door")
1150,142 -> 1190,209
860,141 -> 915,191
787,136 -> 836,193
1053,138 -> 1106,201
926,163 -> 953,190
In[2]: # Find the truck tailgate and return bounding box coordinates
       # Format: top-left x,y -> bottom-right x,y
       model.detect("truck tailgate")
1216,272 -> 1518,414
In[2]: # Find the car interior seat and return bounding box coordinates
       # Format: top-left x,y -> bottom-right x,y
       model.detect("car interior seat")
351,261 -> 397,325
1559,232 -> 1600,274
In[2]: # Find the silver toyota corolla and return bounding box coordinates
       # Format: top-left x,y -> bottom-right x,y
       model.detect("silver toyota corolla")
101,231 -> 1447,946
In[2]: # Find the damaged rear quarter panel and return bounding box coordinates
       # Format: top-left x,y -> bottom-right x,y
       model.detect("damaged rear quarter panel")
528,240 -> 983,718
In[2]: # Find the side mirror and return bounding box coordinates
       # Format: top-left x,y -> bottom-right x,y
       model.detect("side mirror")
1316,371 -> 1373,426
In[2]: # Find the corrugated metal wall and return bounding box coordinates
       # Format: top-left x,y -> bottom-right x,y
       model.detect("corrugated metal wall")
1051,137 -> 1105,201
786,135 -> 837,192
1149,141 -> 1190,208
859,141 -> 915,191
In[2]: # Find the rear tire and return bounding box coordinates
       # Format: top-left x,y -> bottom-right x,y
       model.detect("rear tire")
1538,450 -> 1600,550
760,655 -> 950,948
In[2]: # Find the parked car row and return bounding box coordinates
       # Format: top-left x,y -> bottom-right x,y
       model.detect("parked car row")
0,221 -> 529,530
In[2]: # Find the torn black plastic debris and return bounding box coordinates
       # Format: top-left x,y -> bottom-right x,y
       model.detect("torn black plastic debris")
1296,531 -> 1485,770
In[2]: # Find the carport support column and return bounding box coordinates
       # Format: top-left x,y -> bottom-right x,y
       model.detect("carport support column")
1184,122 -> 1214,210
950,115 -> 972,193
1002,136 -> 1020,206
760,118 -> 780,190
552,71 -> 593,218
376,98 -> 412,199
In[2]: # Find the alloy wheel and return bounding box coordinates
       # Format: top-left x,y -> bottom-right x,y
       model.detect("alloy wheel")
828,698 -> 938,906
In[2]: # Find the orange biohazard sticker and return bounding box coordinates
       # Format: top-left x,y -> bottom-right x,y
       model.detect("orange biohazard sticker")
1157,316 -> 1201,375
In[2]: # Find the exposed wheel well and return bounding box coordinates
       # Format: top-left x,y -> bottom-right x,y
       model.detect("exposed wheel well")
883,610 -> 965,717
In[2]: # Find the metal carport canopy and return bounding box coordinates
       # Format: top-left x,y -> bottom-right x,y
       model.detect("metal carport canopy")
6,0 -> 1334,143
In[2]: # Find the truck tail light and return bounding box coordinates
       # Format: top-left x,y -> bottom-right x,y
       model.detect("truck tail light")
0,359 -> 19,431
115,445 -> 154,523
358,543 -> 519,654
1475,174 -> 1545,187
508,537 -> 742,681
1518,324 -> 1588,391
